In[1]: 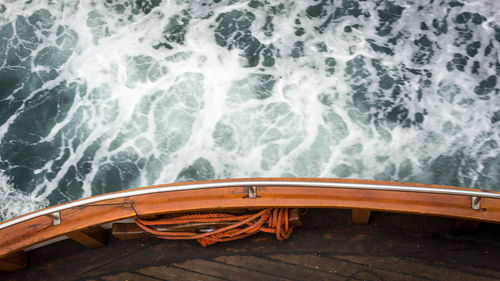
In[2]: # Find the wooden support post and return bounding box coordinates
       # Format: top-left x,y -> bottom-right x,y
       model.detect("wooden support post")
289,208 -> 303,226
450,219 -> 480,235
352,209 -> 371,225
113,223 -> 152,240
66,226 -> 108,248
0,251 -> 28,272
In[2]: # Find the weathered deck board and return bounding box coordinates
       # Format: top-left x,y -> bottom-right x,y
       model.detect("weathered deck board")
1,210 -> 500,281
100,272 -> 162,281
138,265 -> 221,281
215,255 -> 343,281
174,259 -> 290,281
339,255 -> 499,281
270,254 -> 423,281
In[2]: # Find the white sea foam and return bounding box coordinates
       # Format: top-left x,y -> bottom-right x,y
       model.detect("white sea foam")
0,169 -> 47,220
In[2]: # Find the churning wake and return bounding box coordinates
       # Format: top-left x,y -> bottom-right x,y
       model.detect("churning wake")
0,0 -> 499,221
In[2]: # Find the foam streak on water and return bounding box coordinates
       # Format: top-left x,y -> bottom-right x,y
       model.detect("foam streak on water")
0,0 -> 499,221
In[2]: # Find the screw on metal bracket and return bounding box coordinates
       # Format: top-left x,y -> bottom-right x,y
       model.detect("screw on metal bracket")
247,186 -> 257,198
471,196 -> 481,210
47,211 -> 61,225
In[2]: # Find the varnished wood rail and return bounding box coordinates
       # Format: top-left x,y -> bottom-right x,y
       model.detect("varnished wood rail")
0,178 -> 499,272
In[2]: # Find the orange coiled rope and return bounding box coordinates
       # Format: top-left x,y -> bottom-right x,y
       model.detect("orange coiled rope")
135,208 -> 293,247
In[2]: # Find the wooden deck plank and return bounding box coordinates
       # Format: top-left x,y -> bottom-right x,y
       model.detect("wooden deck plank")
173,259 -> 289,281
137,265 -> 221,281
450,219 -> 481,234
339,255 -> 499,281
0,237 -> 163,281
270,254 -> 423,281
270,254 -> 364,276
455,264 -> 500,280
101,272 -> 162,281
215,255 -> 342,281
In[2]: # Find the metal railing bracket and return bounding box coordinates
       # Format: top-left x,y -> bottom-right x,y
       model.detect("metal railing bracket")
247,186 -> 257,198
471,196 -> 481,210
48,212 -> 61,226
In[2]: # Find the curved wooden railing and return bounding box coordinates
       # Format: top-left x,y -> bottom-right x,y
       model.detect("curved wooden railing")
1,178 -> 499,268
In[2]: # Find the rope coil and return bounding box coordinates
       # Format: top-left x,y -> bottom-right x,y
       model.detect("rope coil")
135,208 -> 293,246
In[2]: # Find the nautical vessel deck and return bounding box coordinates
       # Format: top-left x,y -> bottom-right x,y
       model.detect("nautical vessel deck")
2,209 -> 500,281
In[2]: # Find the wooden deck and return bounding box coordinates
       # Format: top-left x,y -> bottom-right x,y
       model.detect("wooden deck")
2,209 -> 500,281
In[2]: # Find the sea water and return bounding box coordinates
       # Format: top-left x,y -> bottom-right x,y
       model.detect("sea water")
0,0 -> 499,221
